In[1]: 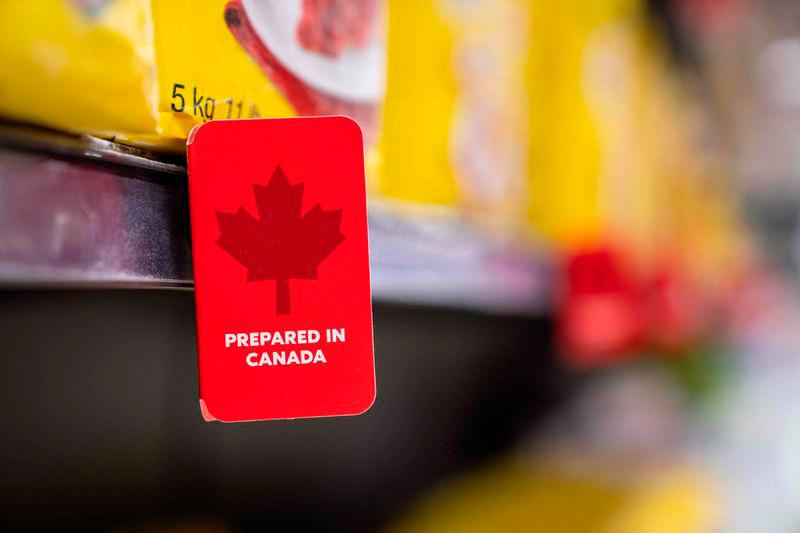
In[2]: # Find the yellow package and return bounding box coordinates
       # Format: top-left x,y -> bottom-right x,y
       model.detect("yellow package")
607,19 -> 745,294
390,458 -> 719,533
0,0 -> 386,153
378,0 -> 531,231
587,11 -> 674,275
526,0 -> 646,248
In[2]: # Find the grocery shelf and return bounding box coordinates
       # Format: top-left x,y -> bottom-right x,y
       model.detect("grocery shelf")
0,125 -> 551,315
368,209 -> 551,314
0,122 -> 187,176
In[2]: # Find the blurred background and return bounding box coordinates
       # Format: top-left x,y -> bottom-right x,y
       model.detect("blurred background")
1,0 -> 799,531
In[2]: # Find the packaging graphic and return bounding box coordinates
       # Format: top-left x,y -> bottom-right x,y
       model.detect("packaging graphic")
0,0 -> 385,153
187,117 -> 375,422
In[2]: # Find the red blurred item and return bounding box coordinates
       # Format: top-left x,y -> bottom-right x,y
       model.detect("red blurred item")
187,117 -> 375,422
558,247 -> 646,369
645,263 -> 707,352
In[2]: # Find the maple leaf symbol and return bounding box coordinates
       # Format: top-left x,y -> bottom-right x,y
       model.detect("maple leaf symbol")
215,166 -> 345,315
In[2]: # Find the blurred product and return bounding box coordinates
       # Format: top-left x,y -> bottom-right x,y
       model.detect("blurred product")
558,246 -> 645,368
391,367 -> 721,533
0,0 -> 385,152
391,459 -> 716,533
523,0 -> 746,364
378,0 -> 530,230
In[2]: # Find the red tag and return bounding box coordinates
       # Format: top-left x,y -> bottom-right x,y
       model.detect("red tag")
187,117 -> 375,422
